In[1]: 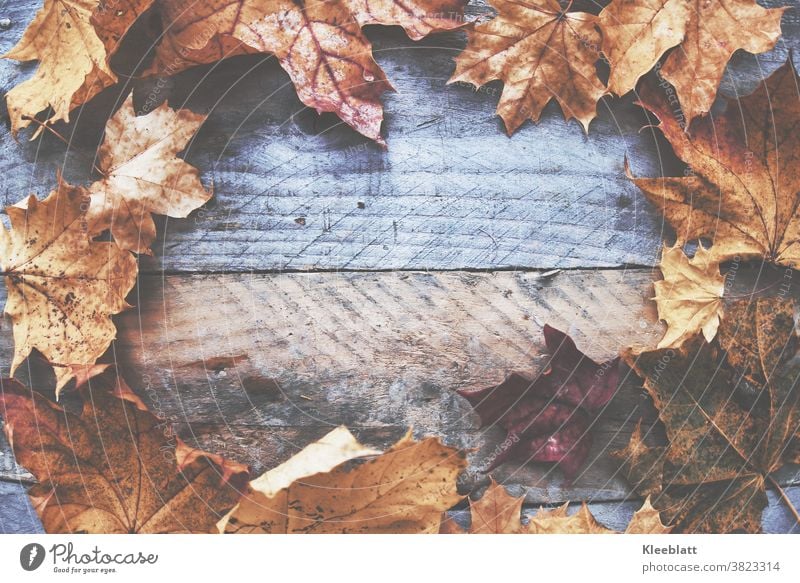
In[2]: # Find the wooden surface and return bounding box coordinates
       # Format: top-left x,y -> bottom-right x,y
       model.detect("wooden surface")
1,0 -> 800,533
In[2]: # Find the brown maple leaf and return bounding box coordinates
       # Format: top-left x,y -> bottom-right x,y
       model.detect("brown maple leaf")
449,0 -> 607,134
0,182 -> 138,394
0,373 -> 249,533
599,0 -> 785,121
629,60 -> 800,269
614,297 -> 800,533
91,0 -> 468,145
654,244 -> 724,349
221,427 -> 466,533
458,325 -> 620,481
3,0 -> 117,137
87,94 -> 211,253
439,477 -> 670,533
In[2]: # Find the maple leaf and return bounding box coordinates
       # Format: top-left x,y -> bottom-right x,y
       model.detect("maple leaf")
0,182 -> 138,394
614,297 -> 800,533
92,0 -> 468,145
629,61 -> 800,269
86,95 -> 211,253
598,0 -> 785,121
624,497 -> 673,534
439,477 -> 525,533
221,427 -> 466,533
439,478 -> 670,533
654,244 -> 724,349
3,0 -> 117,137
0,373 -> 249,533
449,0 -> 607,134
457,325 -> 620,481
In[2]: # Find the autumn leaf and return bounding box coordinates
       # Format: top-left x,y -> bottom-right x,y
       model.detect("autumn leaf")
0,182 -> 138,393
653,244 -> 724,349
598,0 -> 784,121
3,0 -> 118,137
624,497 -> 673,534
86,94 -> 211,253
92,0 -> 468,145
527,503 -> 612,534
439,478 -> 670,533
614,297 -> 800,532
457,325 -> 620,481
222,427 -> 466,533
0,373 -> 249,533
629,61 -> 800,269
449,0 -> 607,134
439,477 -> 525,533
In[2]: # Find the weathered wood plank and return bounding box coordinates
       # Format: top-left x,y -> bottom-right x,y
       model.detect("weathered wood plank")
2,267 -> 799,504
2,477 -> 797,534
1,268 -> 668,501
444,486 -> 800,534
0,421 -> 32,482
0,2 -> 797,273
0,479 -> 43,534
0,0 -> 798,534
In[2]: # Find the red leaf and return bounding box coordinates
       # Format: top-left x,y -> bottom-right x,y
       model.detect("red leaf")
458,325 -> 620,480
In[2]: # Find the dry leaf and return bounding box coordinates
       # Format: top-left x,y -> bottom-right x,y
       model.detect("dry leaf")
629,61 -> 800,268
0,373 -> 249,533
654,244 -> 724,349
3,0 -> 117,137
87,95 -> 211,253
92,0 -> 468,145
440,478 -> 525,533
625,497 -> 672,534
599,0 -> 784,120
457,325 -> 620,481
223,428 -> 466,533
219,426 -> 380,531
440,478 -> 670,533
527,502 -> 613,534
449,0 -> 607,134
614,298 -> 800,532
0,182 -> 138,393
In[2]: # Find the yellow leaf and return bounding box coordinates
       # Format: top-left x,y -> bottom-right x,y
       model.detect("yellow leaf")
223,428 -> 466,533
4,0 -> 116,137
654,244 -> 724,349
449,0 -> 607,134
0,182 -> 138,393
599,0 -> 784,120
88,95 -> 212,253
441,478 -> 670,534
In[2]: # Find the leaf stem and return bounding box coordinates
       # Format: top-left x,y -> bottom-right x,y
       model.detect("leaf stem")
21,117 -> 107,178
766,474 -> 800,526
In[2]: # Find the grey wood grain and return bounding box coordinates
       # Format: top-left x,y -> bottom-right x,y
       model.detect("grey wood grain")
444,486 -> 800,533
0,479 -> 42,534
1,268 -> 798,506
0,1 -> 796,273
0,0 -> 799,534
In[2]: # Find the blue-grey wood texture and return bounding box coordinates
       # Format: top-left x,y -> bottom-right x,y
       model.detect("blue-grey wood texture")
0,0 -> 799,534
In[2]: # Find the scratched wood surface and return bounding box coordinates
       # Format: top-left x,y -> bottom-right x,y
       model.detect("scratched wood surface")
1,0 -> 800,533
